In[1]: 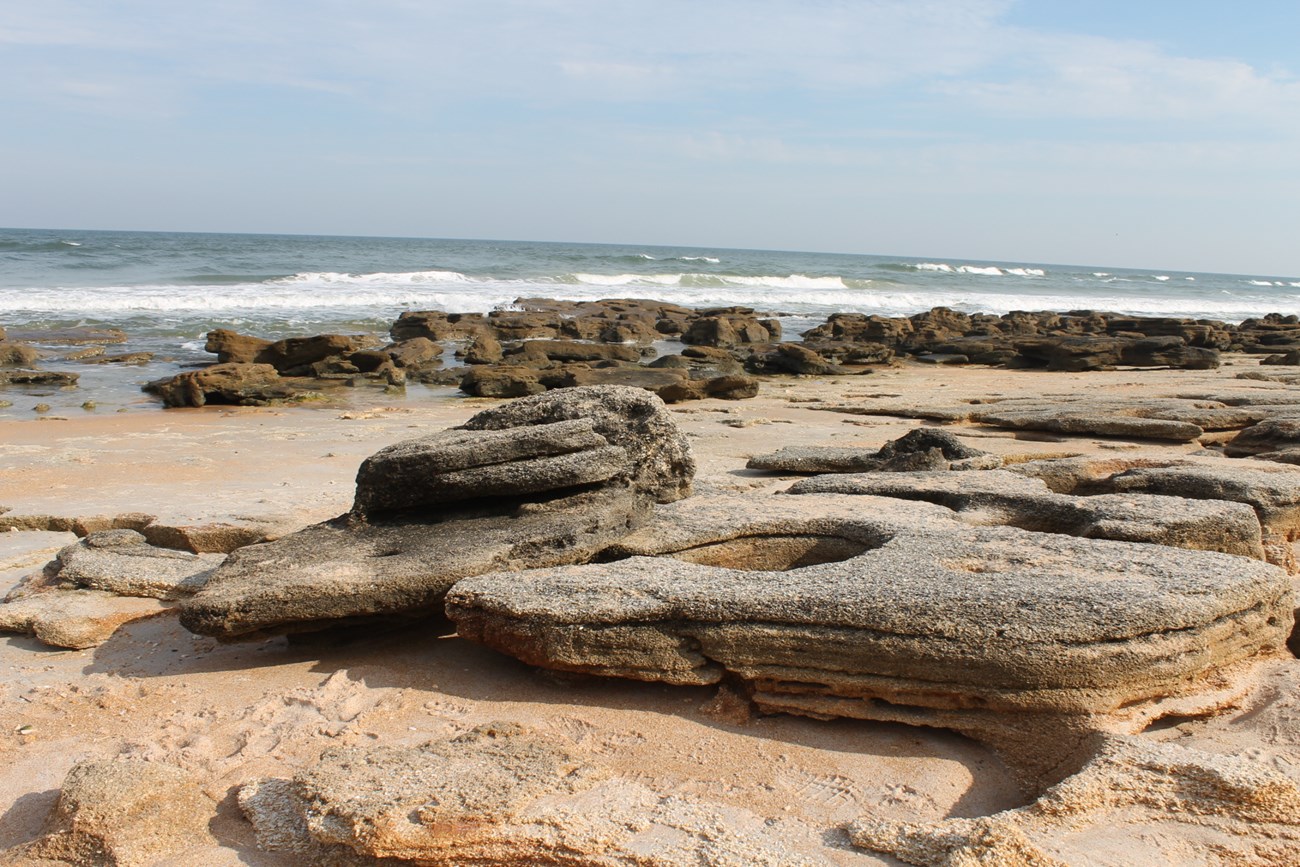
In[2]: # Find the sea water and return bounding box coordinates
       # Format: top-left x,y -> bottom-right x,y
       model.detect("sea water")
1,227 -> 1297,416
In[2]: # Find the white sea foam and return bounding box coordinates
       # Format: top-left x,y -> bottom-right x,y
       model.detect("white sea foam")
679,256 -> 721,263
916,262 -> 1044,277
1154,275 -> 1171,281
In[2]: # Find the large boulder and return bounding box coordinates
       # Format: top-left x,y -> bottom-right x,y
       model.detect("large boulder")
181,386 -> 694,640
448,494 -> 1292,775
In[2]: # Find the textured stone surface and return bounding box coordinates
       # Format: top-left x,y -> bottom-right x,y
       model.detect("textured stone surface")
847,734 -> 1300,867
787,470 -> 1267,559
6,760 -> 214,867
459,385 -> 695,504
0,588 -> 169,649
449,494 -> 1292,722
240,723 -> 822,866
352,419 -> 623,516
51,529 -> 223,598
181,491 -> 642,641
143,362 -> 309,407
748,427 -> 999,474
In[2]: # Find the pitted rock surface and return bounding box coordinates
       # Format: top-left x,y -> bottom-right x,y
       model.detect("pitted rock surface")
748,427 -> 1000,474
448,494 -> 1292,724
786,470 -> 1266,560
240,723 -> 825,866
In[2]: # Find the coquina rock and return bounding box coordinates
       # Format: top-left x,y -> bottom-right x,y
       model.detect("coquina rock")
181,386 -> 694,640
447,494 -> 1292,781
239,723 -> 821,866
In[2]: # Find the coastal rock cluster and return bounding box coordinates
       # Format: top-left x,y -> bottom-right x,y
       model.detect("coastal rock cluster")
6,382 -> 1300,865
41,301 -> 1281,409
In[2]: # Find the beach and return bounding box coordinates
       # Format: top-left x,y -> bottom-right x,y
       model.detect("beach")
3,348 -> 1300,864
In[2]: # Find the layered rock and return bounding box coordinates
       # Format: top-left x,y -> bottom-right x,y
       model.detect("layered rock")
0,530 -> 221,648
181,386 -> 694,640
239,723 -> 822,866
448,494 -> 1292,762
748,427 -> 999,474
143,362 -> 310,407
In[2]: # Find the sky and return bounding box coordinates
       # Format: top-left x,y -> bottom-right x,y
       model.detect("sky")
1,0 -> 1297,275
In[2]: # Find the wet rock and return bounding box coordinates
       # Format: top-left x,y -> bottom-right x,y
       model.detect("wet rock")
390,310 -> 487,342
507,339 -> 647,365
1119,335 -> 1219,369
682,309 -> 780,348
9,760 -> 214,866
459,364 -> 546,398
746,343 -> 841,375
0,368 -> 79,386
258,333 -> 373,376
0,340 -> 41,366
143,362 -> 311,407
449,494 -> 1291,742
384,336 -> 442,368
85,351 -> 155,365
4,326 -> 127,345
205,328 -> 272,363
240,723 -> 816,866
461,332 -> 502,364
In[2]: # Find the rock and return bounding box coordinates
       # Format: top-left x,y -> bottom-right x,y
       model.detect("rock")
0,368 -> 79,386
0,340 -> 41,366
507,339 -> 646,365
3,326 -> 127,345
139,521 -> 276,553
459,364 -> 546,398
51,530 -> 223,598
181,386 -> 694,639
390,310 -> 487,342
462,332 -> 502,364
544,365 -> 691,395
353,419 -> 626,516
448,493 -> 1292,773
459,385 -> 694,504
0,588 -> 168,649
1262,349 -> 1300,365
385,336 -> 443,368
1226,418 -> 1300,458
748,427 -> 998,474
746,343 -> 840,375
1119,335 -> 1219,369
847,734 -> 1300,866
1104,462 -> 1300,541
9,760 -> 214,866
205,328 -> 272,363
258,333 -> 373,376
85,351 -> 154,365
787,470 -> 1267,560
240,723 -> 819,866
682,311 -> 779,347
143,362 -> 310,407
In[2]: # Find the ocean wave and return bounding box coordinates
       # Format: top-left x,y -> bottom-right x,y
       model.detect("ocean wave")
907,262 -> 1046,277
270,269 -> 472,285
0,239 -> 88,252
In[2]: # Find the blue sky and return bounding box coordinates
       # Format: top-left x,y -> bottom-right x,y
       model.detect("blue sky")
2,0 -> 1297,275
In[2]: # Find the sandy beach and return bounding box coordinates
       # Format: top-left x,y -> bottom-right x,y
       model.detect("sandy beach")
2,355 -> 1299,865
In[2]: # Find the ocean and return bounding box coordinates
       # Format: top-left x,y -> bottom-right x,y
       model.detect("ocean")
2,227 -> 1298,416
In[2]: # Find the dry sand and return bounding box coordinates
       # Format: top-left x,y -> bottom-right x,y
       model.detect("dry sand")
2,360 -> 1298,865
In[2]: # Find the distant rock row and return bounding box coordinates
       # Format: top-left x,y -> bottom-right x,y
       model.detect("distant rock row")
12,300 -> 1297,408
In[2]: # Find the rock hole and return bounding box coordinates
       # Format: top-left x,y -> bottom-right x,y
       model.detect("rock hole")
668,534 -> 870,572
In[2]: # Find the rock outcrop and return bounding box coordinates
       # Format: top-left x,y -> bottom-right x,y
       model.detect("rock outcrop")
181,386 -> 695,640
448,493 -> 1292,782
748,427 -> 999,474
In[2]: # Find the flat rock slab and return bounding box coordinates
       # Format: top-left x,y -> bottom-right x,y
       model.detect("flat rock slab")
52,529 -> 224,599
786,470 -> 1267,560
815,396 -> 1281,441
448,494 -> 1292,723
748,427 -> 999,474
0,588 -> 168,649
240,723 -> 826,866
181,491 -> 642,641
